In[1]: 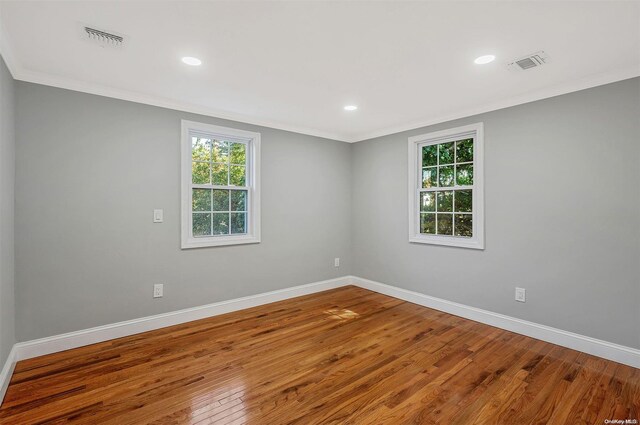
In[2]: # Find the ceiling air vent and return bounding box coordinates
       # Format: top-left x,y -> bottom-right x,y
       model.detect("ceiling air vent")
507,51 -> 549,71
81,26 -> 125,48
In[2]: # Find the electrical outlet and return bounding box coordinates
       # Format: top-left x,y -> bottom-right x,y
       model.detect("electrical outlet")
153,284 -> 163,298
334,258 -> 340,267
515,287 -> 526,303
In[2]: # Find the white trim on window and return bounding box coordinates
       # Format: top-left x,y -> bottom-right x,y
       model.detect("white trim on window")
181,120 -> 261,249
408,122 -> 484,249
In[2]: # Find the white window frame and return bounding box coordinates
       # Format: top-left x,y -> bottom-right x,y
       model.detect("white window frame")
181,120 -> 261,249
408,122 -> 484,249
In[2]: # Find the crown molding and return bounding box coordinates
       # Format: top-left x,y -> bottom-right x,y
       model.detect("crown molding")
10,64 -> 638,144
0,11 -> 352,143
1,13 -> 637,145
12,69 -> 354,143
351,66 -> 640,142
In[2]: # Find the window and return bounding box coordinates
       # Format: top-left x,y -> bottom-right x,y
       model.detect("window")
408,123 -> 484,249
181,120 -> 260,248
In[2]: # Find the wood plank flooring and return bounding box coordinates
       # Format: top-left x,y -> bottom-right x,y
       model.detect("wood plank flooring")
0,286 -> 638,424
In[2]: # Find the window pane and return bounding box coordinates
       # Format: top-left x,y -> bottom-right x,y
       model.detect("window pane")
230,165 -> 246,186
455,214 -> 472,237
422,167 -> 437,188
230,143 -> 246,165
192,162 -> 210,184
231,190 -> 247,211
455,190 -> 472,212
438,142 -> 454,165
192,189 -> 211,211
231,212 -> 247,234
212,189 -> 229,211
437,214 -> 453,235
193,213 -> 211,236
212,163 -> 228,185
422,145 -> 437,167
456,138 -> 473,163
192,137 -> 211,161
456,164 -> 474,185
212,140 -> 229,163
439,166 -> 454,187
212,213 -> 229,235
420,213 -> 436,234
420,192 -> 436,212
437,191 -> 453,212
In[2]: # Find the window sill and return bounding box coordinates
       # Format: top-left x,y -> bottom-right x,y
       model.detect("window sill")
409,234 -> 484,250
181,235 -> 261,249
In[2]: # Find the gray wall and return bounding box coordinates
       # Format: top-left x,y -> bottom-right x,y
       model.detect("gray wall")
352,77 -> 640,349
0,55 -> 15,364
15,83 -> 352,341
12,76 -> 640,350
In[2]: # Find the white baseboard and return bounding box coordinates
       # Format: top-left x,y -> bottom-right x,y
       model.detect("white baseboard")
0,345 -> 17,404
13,276 -> 351,362
350,276 -> 640,369
2,273 -> 637,405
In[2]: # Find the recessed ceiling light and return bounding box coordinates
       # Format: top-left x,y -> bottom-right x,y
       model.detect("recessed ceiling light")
474,55 -> 495,65
344,105 -> 358,111
181,56 -> 202,66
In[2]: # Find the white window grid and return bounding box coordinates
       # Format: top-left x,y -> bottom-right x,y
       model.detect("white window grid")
190,137 -> 250,237
408,122 -> 484,250
418,138 -> 473,236
181,120 -> 261,249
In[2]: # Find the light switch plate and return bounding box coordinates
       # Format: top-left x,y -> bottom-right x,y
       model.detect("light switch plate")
153,209 -> 163,223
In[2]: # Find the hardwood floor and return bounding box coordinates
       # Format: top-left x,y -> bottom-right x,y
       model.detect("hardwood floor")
0,286 -> 638,424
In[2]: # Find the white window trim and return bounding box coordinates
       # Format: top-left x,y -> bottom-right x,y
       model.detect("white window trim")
181,120 -> 261,249
408,122 -> 484,250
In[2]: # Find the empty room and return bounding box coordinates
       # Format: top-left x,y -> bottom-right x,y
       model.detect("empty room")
0,1 -> 639,424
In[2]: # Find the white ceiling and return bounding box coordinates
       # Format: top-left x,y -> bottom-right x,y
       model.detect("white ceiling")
1,1 -> 639,142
